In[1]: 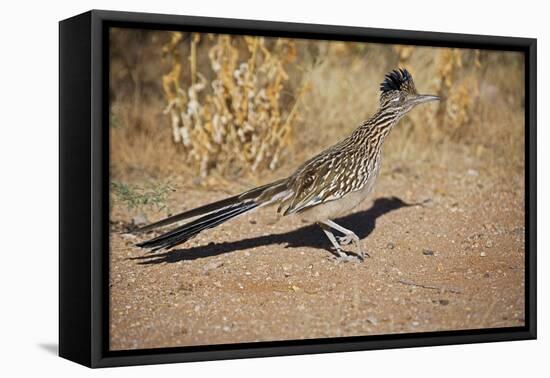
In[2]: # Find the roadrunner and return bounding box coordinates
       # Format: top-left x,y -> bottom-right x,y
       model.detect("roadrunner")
136,69 -> 439,261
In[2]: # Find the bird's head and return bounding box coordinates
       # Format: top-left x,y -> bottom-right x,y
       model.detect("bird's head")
379,68 -> 439,113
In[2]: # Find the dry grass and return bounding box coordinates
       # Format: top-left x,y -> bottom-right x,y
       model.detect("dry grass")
109,28 -> 525,189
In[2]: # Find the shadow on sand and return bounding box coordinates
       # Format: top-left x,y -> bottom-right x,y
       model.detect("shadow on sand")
130,196 -> 419,265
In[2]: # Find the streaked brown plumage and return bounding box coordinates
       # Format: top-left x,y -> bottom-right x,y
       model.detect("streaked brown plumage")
135,68 -> 439,262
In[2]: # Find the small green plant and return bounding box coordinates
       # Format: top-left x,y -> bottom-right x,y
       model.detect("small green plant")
110,113 -> 123,129
110,181 -> 174,212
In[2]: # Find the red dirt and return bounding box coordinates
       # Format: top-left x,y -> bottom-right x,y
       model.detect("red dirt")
109,149 -> 525,350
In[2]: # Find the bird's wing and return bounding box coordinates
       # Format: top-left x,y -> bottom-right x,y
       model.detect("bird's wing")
279,149 -> 354,215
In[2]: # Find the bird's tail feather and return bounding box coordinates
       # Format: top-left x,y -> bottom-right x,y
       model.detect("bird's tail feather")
133,179 -> 285,234
136,201 -> 259,251
135,179 -> 287,251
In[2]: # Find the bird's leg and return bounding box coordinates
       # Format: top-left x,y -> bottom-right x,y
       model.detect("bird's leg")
319,223 -> 349,261
319,223 -> 362,263
322,220 -> 369,260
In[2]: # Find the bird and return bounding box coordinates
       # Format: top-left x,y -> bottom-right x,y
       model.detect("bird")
134,68 -> 439,262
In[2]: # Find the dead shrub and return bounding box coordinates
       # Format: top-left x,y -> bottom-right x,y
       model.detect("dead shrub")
162,33 -> 305,178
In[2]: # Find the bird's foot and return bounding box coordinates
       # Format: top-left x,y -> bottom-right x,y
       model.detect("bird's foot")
337,233 -> 369,260
357,247 -> 370,260
330,249 -> 364,263
337,234 -> 356,246
330,254 -> 363,264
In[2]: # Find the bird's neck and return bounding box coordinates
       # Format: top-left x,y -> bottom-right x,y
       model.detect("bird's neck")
356,108 -> 403,148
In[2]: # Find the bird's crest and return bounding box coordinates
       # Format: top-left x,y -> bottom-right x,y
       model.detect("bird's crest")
380,68 -> 415,94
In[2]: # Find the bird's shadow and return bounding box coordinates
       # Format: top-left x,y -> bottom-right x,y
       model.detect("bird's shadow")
131,196 -> 419,265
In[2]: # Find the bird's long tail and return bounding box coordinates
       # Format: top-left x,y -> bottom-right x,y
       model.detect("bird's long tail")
134,179 -> 288,251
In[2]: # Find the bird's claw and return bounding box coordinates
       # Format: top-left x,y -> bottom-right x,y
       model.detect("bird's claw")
330,249 -> 364,263
337,235 -> 355,246
335,234 -> 369,260
330,254 -> 361,264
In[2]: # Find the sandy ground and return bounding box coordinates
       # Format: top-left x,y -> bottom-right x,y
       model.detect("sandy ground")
109,148 -> 525,351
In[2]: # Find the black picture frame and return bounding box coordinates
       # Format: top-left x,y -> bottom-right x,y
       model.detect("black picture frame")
59,9 -> 537,368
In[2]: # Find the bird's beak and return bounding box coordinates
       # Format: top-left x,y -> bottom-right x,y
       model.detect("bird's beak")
412,94 -> 440,105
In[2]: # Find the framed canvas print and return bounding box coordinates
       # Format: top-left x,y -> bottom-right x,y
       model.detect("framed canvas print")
59,10 -> 536,368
